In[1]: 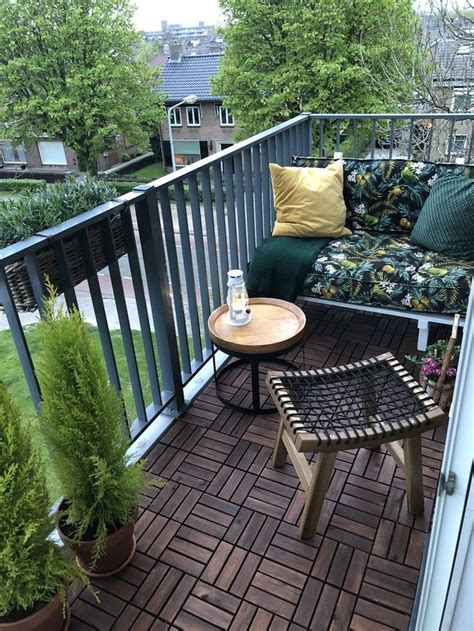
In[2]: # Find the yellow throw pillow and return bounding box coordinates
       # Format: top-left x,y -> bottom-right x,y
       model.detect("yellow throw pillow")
270,161 -> 351,238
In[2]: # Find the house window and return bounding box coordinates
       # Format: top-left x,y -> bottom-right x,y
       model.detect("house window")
186,106 -> 201,127
447,134 -> 467,156
173,139 -> 201,166
452,89 -> 472,112
169,107 -> 182,126
0,141 -> 27,163
219,106 -> 234,127
38,140 -> 67,166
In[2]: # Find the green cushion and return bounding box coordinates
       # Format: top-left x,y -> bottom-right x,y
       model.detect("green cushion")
410,173 -> 474,261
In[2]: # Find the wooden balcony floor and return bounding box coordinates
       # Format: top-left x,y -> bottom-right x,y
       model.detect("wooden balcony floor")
70,302 -> 448,630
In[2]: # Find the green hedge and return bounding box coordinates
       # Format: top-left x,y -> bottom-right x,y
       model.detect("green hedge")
0,176 -> 117,249
0,178 -> 47,192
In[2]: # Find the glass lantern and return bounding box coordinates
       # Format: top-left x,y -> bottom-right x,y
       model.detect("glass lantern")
226,269 -> 251,326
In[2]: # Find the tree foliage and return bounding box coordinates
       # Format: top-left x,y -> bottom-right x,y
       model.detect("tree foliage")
0,0 -> 164,173
215,0 -> 425,137
36,290 -> 145,566
0,381 -> 78,620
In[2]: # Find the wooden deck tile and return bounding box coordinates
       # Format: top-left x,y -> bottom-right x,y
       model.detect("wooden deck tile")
70,303 -> 449,630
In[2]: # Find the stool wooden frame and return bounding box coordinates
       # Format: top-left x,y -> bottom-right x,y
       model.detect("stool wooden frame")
266,352 -> 448,539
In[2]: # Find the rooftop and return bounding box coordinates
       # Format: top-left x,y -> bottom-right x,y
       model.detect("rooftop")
160,53 -> 223,103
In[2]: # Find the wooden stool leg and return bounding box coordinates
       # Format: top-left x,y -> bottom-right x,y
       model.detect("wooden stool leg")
272,418 -> 288,467
403,435 -> 424,515
300,451 -> 337,539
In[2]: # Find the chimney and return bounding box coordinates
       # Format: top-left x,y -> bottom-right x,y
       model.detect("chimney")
169,40 -> 183,62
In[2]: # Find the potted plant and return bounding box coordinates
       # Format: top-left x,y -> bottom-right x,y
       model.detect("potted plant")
36,289 -> 146,577
407,338 -> 460,411
0,380 -> 82,630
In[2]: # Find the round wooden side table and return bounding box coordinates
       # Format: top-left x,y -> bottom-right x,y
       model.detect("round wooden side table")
208,297 -> 306,414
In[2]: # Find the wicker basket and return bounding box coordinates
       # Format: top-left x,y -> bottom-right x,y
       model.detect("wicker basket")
2,214 -> 126,312
419,372 -> 454,412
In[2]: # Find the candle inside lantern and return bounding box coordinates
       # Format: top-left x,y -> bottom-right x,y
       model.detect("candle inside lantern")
226,269 -> 251,326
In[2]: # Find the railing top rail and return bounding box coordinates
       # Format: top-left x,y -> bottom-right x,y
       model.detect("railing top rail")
0,234 -> 49,265
309,113 -> 474,121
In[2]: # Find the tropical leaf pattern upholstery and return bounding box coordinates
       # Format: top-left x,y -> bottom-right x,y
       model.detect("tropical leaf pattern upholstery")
292,157 -> 468,233
301,231 -> 474,314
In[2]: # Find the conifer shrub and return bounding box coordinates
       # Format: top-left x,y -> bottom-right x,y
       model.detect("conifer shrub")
0,381 -> 79,622
36,290 -> 145,566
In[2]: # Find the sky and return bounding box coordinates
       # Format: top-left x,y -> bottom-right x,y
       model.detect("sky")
133,0 -> 223,31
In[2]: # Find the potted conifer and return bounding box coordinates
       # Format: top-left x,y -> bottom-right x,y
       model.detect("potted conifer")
36,290 -> 146,577
0,381 -> 81,630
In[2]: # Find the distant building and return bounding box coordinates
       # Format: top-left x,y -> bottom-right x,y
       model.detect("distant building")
158,46 -> 238,170
144,21 -> 224,57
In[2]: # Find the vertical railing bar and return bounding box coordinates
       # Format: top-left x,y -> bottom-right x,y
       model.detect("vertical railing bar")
303,117 -> 312,155
158,188 -> 191,376
446,119 -> 455,162
268,136 -> 277,227
212,164 -> 229,300
174,180 -> 203,363
389,119 -> 395,159
52,240 -> 78,311
296,123 -> 304,156
252,145 -> 263,247
467,126 -> 473,163
336,120 -> 341,152
276,133 -> 284,166
319,119 -> 324,157
370,120 -> 377,159
289,126 -> 297,162
200,169 -> 221,310
24,252 -> 45,316
352,121 -> 358,158
134,185 -> 184,410
224,158 -> 239,269
282,129 -> 290,166
407,118 -> 415,159
0,267 -> 41,413
243,148 -> 256,262
100,215 -> 145,431
234,153 -> 248,274
261,141 -> 271,238
77,227 -> 123,396
426,119 -> 434,161
188,174 -> 212,350
120,204 -> 162,406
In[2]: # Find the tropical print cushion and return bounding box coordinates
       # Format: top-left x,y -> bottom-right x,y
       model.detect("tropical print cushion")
301,231 -> 474,314
292,157 -> 468,234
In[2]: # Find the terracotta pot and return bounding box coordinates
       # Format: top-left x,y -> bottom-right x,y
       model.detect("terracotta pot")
420,373 -> 454,412
57,500 -> 136,577
0,594 -> 70,630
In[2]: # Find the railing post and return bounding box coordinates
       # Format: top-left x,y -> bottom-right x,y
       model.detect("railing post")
133,185 -> 185,412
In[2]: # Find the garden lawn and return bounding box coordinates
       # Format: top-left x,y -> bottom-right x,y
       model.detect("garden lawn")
129,161 -> 165,181
0,324 -> 154,500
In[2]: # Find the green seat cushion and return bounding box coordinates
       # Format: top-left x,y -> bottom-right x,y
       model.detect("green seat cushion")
300,231 -> 474,314
410,173 -> 474,261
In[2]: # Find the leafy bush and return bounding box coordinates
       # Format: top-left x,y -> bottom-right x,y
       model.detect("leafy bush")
0,178 -> 47,192
0,381 -> 79,621
36,290 -> 145,566
0,175 -> 117,249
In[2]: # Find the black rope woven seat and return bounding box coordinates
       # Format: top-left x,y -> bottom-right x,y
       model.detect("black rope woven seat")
267,352 -> 446,453
266,352 -> 447,539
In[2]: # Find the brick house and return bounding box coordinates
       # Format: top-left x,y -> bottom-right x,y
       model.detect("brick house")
159,47 -> 238,170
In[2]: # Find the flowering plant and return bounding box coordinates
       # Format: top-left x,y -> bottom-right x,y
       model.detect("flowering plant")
406,339 -> 460,382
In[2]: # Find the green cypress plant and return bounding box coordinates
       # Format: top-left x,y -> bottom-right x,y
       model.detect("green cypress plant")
0,380 -> 79,622
36,289 -> 145,567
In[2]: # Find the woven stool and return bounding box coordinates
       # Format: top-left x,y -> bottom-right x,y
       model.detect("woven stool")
266,352 -> 447,539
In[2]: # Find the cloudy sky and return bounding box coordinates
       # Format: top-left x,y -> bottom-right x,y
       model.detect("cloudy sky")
133,0 -> 222,31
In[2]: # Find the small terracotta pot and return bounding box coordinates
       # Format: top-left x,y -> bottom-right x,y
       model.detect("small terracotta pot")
57,500 -> 137,577
0,593 -> 70,630
420,373 -> 454,412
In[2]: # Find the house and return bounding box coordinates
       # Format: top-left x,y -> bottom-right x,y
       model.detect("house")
158,46 -> 238,170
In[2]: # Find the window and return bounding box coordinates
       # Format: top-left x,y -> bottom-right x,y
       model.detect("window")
453,89 -> 473,112
0,140 -> 27,163
169,107 -> 182,126
219,106 -> 234,127
186,106 -> 201,127
37,140 -> 67,166
173,140 -> 201,167
447,134 -> 467,156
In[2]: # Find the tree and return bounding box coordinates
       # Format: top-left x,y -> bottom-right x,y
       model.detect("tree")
214,0 -> 425,138
0,0 -> 164,173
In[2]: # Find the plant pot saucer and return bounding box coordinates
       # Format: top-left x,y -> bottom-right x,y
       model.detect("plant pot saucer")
74,534 -> 137,578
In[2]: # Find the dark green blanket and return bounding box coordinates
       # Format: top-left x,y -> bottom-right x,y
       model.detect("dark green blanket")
246,236 -> 331,302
